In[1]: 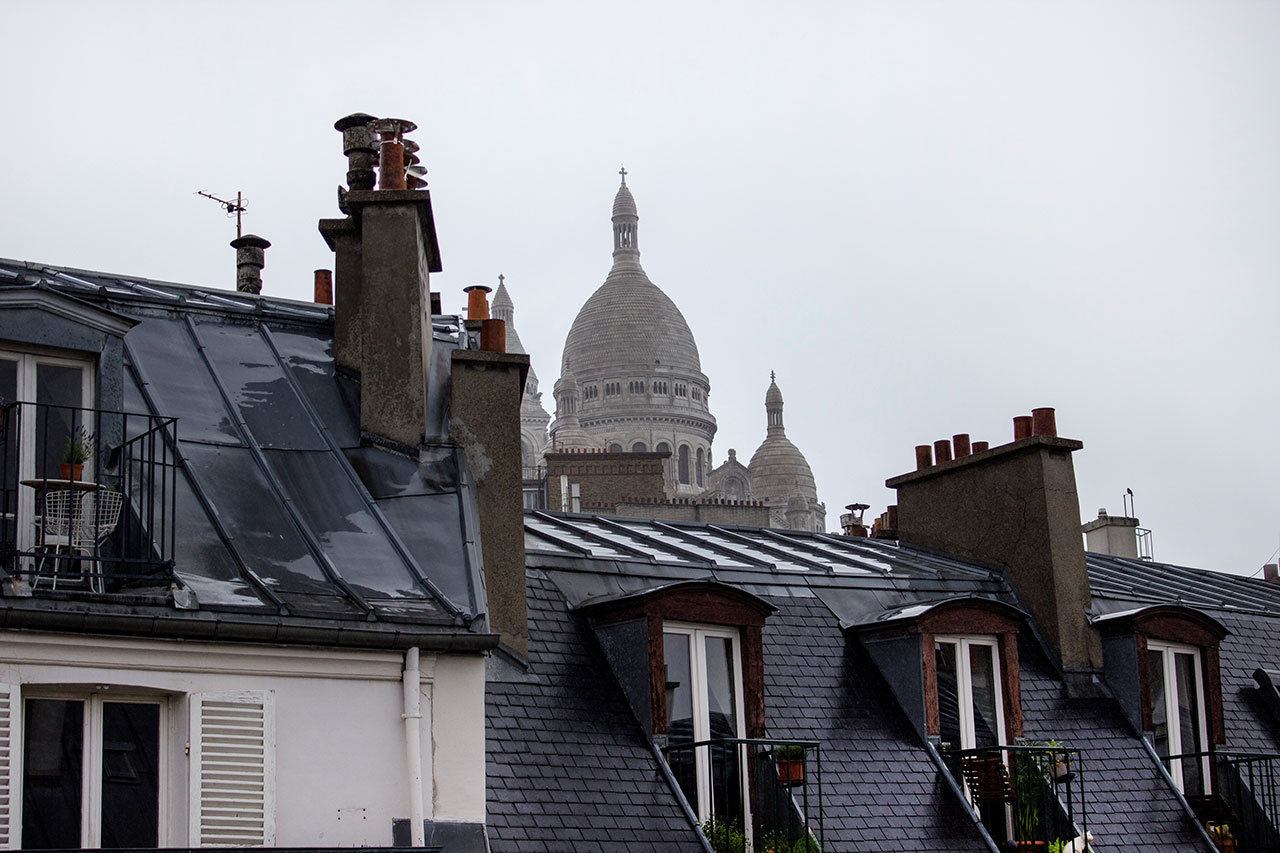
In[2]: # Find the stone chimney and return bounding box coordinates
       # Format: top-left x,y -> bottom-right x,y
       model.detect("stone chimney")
450,284 -> 530,657
230,234 -> 270,294
319,114 -> 440,449
887,408 -> 1104,680
1082,509 -> 1140,558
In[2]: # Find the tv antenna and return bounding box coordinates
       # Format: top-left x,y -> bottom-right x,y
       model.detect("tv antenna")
196,190 -> 248,238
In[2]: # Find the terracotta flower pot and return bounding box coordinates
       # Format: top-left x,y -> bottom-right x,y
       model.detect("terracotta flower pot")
777,758 -> 805,786
60,462 -> 84,481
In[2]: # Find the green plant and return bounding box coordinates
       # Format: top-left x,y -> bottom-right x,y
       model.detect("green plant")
702,818 -> 747,853
63,425 -> 95,464
1011,751 -> 1049,840
755,831 -> 821,853
1048,840 -> 1066,853
773,744 -> 807,760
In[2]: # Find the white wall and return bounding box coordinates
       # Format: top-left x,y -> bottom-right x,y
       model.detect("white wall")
0,631 -> 487,847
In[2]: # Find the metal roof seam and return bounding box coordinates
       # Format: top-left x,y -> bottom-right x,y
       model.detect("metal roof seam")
592,517 -> 716,567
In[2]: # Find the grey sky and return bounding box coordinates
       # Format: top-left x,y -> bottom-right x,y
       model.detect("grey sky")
4,1 -> 1277,575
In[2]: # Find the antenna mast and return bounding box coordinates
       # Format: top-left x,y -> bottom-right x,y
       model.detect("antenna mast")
196,190 -> 247,238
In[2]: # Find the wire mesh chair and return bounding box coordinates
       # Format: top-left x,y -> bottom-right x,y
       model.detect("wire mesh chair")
35,489 -> 123,592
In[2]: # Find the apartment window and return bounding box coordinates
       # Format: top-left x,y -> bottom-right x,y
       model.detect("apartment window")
935,636 -> 1006,751
1148,642 -> 1210,795
21,692 -> 164,849
664,624 -> 747,825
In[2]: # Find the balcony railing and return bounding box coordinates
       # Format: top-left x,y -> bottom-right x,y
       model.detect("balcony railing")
662,738 -> 822,853
943,744 -> 1088,851
0,401 -> 178,592
1173,750 -> 1280,851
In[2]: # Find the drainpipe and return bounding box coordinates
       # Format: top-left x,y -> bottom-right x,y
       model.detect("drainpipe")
403,648 -> 426,847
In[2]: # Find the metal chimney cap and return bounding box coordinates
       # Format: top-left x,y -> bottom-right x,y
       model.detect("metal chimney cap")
334,112 -> 378,132
464,284 -> 493,294
230,234 -> 271,250
402,138 -> 421,155
374,117 -> 417,135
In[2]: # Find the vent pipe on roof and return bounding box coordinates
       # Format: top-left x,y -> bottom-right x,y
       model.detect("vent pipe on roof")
314,269 -> 333,305
230,234 -> 270,294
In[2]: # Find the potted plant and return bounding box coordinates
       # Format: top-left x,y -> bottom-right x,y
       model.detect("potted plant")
774,743 -> 807,787
1209,823 -> 1235,852
701,818 -> 746,853
61,425 -> 95,481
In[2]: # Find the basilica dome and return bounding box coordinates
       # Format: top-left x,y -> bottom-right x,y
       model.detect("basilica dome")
747,374 -> 819,504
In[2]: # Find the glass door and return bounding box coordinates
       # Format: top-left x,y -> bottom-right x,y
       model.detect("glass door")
1148,642 -> 1209,794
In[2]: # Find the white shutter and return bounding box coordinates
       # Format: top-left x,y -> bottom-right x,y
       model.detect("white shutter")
0,686 -> 12,849
189,691 -> 275,847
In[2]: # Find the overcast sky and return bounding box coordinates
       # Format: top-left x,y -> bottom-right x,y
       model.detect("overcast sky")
4,1 -> 1277,576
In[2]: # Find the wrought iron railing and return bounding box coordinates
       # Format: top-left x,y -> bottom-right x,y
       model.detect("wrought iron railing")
943,743 -> 1088,851
0,401 -> 178,591
1171,750 -> 1280,851
662,738 -> 822,853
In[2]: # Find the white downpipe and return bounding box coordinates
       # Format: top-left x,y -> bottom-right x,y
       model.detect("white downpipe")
403,647 -> 426,847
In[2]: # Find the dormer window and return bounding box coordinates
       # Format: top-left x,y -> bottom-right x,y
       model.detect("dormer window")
935,635 -> 1007,751
1148,641 -> 1209,795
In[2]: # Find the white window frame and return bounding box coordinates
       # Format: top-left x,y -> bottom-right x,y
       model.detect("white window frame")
0,348 -> 95,559
664,622 -> 749,829
15,687 -> 171,849
1147,640 -> 1211,793
935,635 -> 1007,751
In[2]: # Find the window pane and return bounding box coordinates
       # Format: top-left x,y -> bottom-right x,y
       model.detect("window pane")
968,644 -> 1001,748
663,632 -> 697,812
1175,652 -> 1206,796
935,641 -> 961,751
100,702 -> 160,848
1148,649 -> 1169,757
704,636 -> 739,739
23,698 -> 84,849
35,363 -> 87,480
678,446 -> 690,484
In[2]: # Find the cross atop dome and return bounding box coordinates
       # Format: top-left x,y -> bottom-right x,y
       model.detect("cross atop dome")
618,165 -> 627,187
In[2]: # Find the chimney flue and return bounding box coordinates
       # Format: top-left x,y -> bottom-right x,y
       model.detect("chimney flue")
1013,415 -> 1033,441
230,234 -> 270,294
465,284 -> 492,320
915,444 -> 933,470
1032,407 -> 1057,437
481,318 -> 507,353
374,118 -> 416,191
314,269 -> 333,305
972,440 -> 990,453
934,439 -> 953,464
335,113 -> 379,195
1265,563 -> 1278,582
953,433 -> 971,458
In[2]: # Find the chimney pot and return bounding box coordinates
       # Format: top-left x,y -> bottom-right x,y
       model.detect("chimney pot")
374,118 -> 416,191
934,439 -> 953,464
953,434 -> 971,458
335,113 -> 379,193
1032,407 -> 1057,437
481,319 -> 507,353
886,504 -> 898,529
314,269 -> 333,305
230,234 -> 271,294
1265,563 -> 1279,582
972,440 -> 989,453
1013,415 -> 1033,441
915,444 -> 933,470
464,284 -> 492,320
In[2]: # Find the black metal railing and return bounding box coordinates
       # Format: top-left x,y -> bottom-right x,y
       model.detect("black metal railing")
1171,750 -> 1280,851
943,744 -> 1087,851
662,738 -> 822,853
0,401 -> 178,591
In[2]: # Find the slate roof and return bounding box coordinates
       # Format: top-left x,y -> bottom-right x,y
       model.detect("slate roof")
507,512 -> 1280,851
0,259 -> 488,646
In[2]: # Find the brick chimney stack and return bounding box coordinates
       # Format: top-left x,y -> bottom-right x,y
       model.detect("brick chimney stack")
887,409 -> 1104,684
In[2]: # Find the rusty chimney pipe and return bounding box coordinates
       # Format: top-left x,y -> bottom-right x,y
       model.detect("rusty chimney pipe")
972,440 -> 990,453
464,284 -> 492,320
953,433 -> 971,458
1013,415 -> 1033,441
1266,563 -> 1279,582
934,439 -> 953,464
915,444 -> 933,470
481,319 -> 507,353
230,234 -> 271,294
1032,407 -> 1058,437
314,269 -> 333,305
374,118 -> 416,191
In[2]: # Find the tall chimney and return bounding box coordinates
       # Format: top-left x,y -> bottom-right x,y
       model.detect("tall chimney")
887,413 -> 1103,681
230,234 -> 270,294
450,344 -> 530,657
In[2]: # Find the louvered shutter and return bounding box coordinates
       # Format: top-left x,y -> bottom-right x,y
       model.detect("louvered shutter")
188,691 -> 275,847
0,686 -> 12,849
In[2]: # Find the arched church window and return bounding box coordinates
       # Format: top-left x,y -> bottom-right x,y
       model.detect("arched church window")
632,442 -> 647,453
725,477 -> 744,499
696,448 -> 704,486
609,443 -> 623,453
678,445 -> 690,485
656,442 -> 671,456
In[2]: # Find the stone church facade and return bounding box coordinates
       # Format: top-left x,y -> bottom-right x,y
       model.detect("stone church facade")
511,174 -> 826,533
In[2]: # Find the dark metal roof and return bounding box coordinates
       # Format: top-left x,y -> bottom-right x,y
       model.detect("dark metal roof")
0,258 -> 489,646
1086,551 -> 1280,617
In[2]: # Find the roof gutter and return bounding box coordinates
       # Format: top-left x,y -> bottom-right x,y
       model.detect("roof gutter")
0,605 -> 500,653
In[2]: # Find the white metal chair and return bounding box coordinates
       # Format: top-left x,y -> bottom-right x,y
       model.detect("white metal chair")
37,489 -> 123,592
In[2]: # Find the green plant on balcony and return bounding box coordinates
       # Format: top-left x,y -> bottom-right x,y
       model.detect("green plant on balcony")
774,743 -> 807,786
702,818 -> 746,853
756,830 -> 823,853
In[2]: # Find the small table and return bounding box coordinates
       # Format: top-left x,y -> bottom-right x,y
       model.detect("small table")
21,478 -> 101,492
